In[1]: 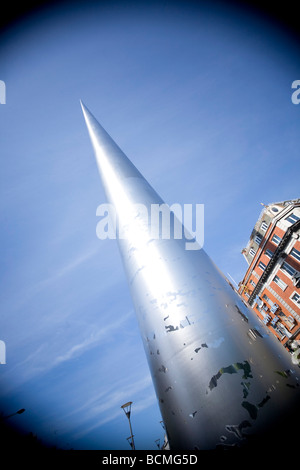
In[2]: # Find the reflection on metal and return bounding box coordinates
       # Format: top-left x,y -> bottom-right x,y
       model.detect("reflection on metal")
81,102 -> 300,450
291,340 -> 300,366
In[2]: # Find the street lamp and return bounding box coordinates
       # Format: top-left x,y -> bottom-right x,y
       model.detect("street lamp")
121,401 -> 135,450
0,408 -> 25,420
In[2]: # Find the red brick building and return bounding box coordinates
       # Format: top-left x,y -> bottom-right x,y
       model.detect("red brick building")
239,199 -> 300,357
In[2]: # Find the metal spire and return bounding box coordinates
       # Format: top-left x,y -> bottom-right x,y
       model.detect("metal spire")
81,101 -> 300,450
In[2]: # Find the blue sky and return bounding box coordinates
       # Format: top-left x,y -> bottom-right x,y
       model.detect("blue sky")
0,0 -> 299,450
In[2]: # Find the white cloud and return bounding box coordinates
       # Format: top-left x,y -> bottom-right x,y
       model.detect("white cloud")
52,310 -> 133,368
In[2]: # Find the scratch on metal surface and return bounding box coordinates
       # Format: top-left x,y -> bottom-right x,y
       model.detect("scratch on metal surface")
225,420 -> 252,439
165,325 -> 179,333
241,393 -> 271,420
207,361 -> 253,393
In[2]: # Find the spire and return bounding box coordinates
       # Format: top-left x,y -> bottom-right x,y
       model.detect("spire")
81,100 -> 164,215
81,100 -> 144,180
81,102 -> 300,450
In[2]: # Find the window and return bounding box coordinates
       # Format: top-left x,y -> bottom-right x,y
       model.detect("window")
262,294 -> 274,308
271,234 -> 282,245
291,292 -> 300,305
254,235 -> 262,245
286,315 -> 295,326
249,279 -> 256,287
258,261 -> 266,271
265,249 -> 274,259
270,315 -> 279,327
270,304 -> 279,314
261,221 -> 268,232
285,213 -> 300,225
249,248 -> 256,257
273,275 -> 287,291
263,314 -> 271,324
255,295 -> 263,308
290,247 -> 300,262
281,261 -> 296,277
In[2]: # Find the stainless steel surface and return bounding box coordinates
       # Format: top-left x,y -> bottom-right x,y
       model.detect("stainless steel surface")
81,101 -> 300,450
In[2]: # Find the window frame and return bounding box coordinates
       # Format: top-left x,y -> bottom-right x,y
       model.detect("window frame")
261,221 -> 268,232
265,249 -> 274,259
273,275 -> 287,291
281,261 -> 296,278
290,291 -> 300,307
271,234 -> 282,245
254,235 -> 262,245
258,261 -> 266,271
290,247 -> 300,263
285,213 -> 300,225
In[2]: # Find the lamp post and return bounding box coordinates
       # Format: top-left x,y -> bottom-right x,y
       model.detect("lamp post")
0,408 -> 25,420
121,402 -> 135,450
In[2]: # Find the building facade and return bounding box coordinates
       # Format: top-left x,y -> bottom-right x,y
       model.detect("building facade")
239,199 -> 300,355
